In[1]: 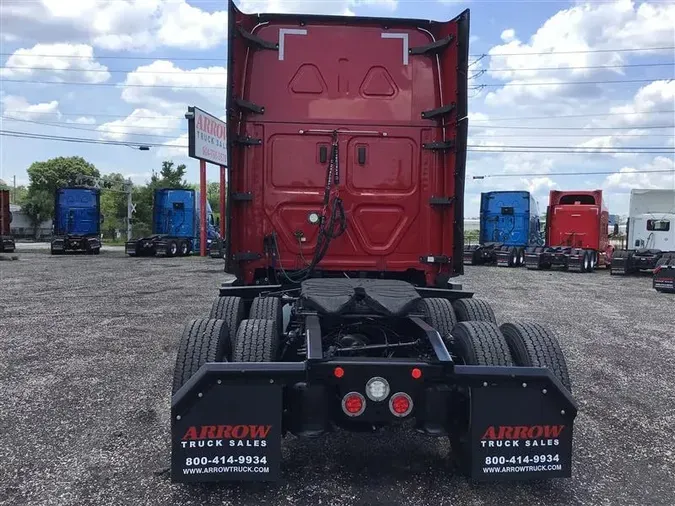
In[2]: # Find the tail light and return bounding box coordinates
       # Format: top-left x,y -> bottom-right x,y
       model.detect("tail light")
341,392 -> 366,417
389,392 -> 413,418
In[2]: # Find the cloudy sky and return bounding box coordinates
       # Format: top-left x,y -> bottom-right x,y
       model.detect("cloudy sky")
0,0 -> 673,217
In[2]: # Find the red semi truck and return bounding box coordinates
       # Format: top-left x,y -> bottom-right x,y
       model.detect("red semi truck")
169,0 -> 577,485
0,189 -> 15,253
525,190 -> 613,273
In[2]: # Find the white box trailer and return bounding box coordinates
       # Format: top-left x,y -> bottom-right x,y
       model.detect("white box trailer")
611,189 -> 675,292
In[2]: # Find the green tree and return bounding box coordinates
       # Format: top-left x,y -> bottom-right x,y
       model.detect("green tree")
26,156 -> 99,193
22,189 -> 53,239
99,173 -> 129,239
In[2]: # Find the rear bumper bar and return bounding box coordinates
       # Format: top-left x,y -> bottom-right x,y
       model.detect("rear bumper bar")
171,360 -> 577,483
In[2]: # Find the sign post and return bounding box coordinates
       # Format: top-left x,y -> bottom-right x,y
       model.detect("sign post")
185,106 -> 228,257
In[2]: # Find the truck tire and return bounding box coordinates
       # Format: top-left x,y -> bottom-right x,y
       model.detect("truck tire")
249,296 -> 283,337
517,248 -> 525,266
452,298 -> 497,324
500,322 -> 572,392
179,240 -> 189,256
451,321 -> 513,366
209,296 -> 245,352
232,319 -> 278,362
420,298 -> 457,340
172,318 -> 230,395
166,240 -> 178,257
508,247 -> 517,267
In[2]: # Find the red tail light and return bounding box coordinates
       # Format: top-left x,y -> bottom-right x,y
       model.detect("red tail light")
389,392 -> 413,418
341,392 -> 366,417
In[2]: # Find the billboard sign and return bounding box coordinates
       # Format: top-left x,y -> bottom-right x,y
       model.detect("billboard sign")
186,106 -> 227,166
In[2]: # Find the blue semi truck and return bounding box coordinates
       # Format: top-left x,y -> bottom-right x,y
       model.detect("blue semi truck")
125,188 -> 221,257
50,187 -> 102,255
464,190 -> 544,267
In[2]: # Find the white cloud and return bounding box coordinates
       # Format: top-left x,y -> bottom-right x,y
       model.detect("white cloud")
483,1 -> 675,107
605,80 -> 675,128
0,94 -> 61,120
500,29 -> 515,43
239,0 -> 396,16
604,156 -> 675,191
67,116 -> 97,125
0,0 -> 227,51
97,108 -> 181,142
120,61 -> 227,112
159,133 -> 189,158
0,44 -> 110,84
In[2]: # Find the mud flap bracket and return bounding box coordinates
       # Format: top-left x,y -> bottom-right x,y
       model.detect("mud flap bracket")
423,140 -> 455,151
237,26 -> 279,51
422,102 -> 456,120
234,97 -> 265,115
409,35 -> 455,56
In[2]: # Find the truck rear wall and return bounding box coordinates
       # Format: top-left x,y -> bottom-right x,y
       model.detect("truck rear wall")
153,189 -> 197,238
54,188 -> 101,237
0,190 -> 10,236
547,190 -> 609,251
225,1 -> 469,286
479,191 -> 538,247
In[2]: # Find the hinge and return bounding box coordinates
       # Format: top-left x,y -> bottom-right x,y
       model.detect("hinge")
423,140 -> 455,151
233,97 -> 265,115
237,26 -> 278,51
421,102 -> 456,120
231,192 -> 253,202
409,35 -> 454,56
232,252 -> 263,261
429,197 -> 455,206
233,135 -> 262,146
420,255 -> 450,264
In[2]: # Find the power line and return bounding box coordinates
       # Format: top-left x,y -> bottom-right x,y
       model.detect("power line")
470,110 -> 675,122
2,108 -> 671,123
2,129 -> 673,155
2,117 -> 673,148
479,46 -> 675,57
474,78 -> 671,88
471,124 -> 674,130
0,78 -> 224,89
1,116 -> 183,137
3,61 -> 673,76
473,169 -> 675,179
3,45 -> 673,61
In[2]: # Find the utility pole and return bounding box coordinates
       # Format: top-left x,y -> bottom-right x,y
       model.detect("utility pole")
13,175 -> 16,204
125,178 -> 134,241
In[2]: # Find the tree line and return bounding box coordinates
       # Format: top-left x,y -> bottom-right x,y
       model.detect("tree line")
0,156 -> 222,240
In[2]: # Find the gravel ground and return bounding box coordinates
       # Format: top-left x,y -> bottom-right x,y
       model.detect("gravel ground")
1,250 -> 674,506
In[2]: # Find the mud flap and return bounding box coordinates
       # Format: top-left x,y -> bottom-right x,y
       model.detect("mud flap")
654,265 -> 675,293
468,382 -> 574,481
524,248 -> 543,270
172,383 -> 283,482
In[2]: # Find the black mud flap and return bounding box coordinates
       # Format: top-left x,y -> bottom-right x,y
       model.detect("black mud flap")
457,366 -> 576,482
171,363 -> 304,483
172,383 -> 282,482
654,266 -> 675,293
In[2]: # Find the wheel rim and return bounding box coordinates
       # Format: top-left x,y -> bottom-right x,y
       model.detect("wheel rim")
170,244 -> 177,254
181,243 -> 188,254
584,255 -> 590,271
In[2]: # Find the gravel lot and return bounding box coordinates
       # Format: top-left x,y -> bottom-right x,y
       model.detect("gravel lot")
1,250 -> 674,506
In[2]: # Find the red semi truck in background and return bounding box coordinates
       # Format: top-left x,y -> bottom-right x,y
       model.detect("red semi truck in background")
525,190 -> 613,273
0,189 -> 15,253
